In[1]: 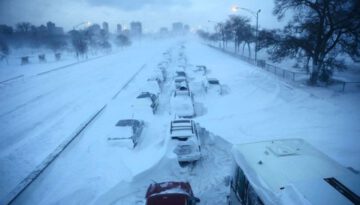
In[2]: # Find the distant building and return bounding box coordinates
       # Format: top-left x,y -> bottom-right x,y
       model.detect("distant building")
38,25 -> 47,34
102,22 -> 109,33
122,29 -> 130,37
47,22 -> 55,31
130,21 -> 142,37
184,24 -> 190,33
172,22 -> 184,35
46,21 -> 64,35
117,24 -> 122,34
159,27 -> 169,35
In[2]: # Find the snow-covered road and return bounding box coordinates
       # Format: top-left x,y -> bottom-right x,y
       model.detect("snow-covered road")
1,38 -> 359,205
0,40 -> 176,203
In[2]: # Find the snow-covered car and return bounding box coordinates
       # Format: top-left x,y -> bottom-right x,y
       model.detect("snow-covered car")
135,92 -> 159,114
145,181 -> 200,205
176,70 -> 186,78
107,119 -> 144,148
149,69 -> 165,83
171,90 -> 195,118
203,78 -> 222,95
146,79 -> 161,95
170,120 -> 201,163
194,65 -> 207,75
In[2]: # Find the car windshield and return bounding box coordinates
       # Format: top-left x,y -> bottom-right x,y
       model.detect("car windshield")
147,194 -> 188,205
208,79 -> 219,84
171,136 -> 190,141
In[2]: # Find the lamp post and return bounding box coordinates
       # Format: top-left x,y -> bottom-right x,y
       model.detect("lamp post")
231,6 -> 261,62
73,21 -> 91,30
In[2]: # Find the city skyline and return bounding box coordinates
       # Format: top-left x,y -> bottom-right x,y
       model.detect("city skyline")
0,0 -> 287,33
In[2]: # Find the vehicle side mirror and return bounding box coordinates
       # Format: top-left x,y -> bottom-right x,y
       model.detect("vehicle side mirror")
224,175 -> 231,187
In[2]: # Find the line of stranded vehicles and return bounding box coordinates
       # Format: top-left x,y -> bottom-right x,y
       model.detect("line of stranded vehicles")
110,51 -> 360,204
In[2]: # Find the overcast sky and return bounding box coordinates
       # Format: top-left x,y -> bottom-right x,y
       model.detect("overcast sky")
0,0 -> 288,32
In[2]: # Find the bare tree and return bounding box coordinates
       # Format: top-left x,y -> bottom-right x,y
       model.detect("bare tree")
270,0 -> 360,84
16,22 -> 32,33
115,34 -> 131,48
0,40 -> 9,64
70,30 -> 88,59
228,15 -> 253,57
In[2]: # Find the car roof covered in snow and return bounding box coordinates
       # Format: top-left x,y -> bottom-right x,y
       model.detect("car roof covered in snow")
207,78 -> 219,84
175,76 -> 186,82
232,138 -> 360,205
170,120 -> 194,136
137,92 -> 158,102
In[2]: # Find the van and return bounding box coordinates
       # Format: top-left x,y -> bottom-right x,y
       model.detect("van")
228,139 -> 360,205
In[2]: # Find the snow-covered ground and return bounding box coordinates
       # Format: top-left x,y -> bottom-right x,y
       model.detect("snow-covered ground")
208,40 -> 360,82
0,39 -> 177,203
1,37 -> 359,204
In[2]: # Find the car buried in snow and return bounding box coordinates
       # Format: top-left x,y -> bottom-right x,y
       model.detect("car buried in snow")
176,70 -> 187,78
170,89 -> 195,118
146,79 -> 161,95
135,92 -> 159,114
203,77 -> 222,95
170,120 -> 201,164
107,119 -> 144,148
227,138 -> 360,205
145,181 -> 200,205
194,65 -> 207,75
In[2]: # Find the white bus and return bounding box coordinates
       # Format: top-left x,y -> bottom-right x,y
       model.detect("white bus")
228,138 -> 360,205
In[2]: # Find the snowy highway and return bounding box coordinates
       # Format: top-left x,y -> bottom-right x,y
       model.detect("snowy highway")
0,40 -> 175,203
1,39 -> 360,205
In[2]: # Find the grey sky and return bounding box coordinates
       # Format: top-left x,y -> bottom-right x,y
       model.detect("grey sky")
0,0 -> 287,32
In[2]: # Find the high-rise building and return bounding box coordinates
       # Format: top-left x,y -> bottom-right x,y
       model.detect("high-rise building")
159,27 -> 169,34
117,24 -> 122,34
184,24 -> 190,33
130,21 -> 142,37
172,22 -> 184,35
102,22 -> 109,33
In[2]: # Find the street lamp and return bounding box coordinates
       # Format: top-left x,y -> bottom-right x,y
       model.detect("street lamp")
73,21 -> 92,30
231,6 -> 261,62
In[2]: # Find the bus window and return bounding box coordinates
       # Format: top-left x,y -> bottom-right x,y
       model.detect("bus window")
246,183 -> 264,205
235,167 -> 247,201
234,167 -> 263,205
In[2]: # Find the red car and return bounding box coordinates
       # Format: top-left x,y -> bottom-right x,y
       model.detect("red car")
145,181 -> 200,205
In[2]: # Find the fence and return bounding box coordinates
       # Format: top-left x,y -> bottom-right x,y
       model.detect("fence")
207,44 -> 360,91
332,79 -> 360,92
208,44 -> 308,82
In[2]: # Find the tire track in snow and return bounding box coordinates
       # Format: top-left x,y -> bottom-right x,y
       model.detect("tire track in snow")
0,75 -> 24,85
0,90 -> 54,118
112,64 -> 147,100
